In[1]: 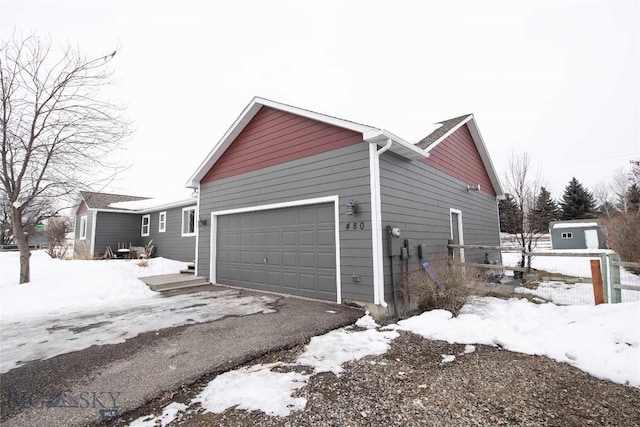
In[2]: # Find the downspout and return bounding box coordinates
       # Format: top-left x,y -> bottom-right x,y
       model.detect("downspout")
370,138 -> 393,308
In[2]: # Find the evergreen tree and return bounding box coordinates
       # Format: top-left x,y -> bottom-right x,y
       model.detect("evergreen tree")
627,183 -> 640,212
559,177 -> 597,220
530,186 -> 559,232
498,195 -> 523,234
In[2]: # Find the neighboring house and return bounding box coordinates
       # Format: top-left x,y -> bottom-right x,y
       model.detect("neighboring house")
186,97 -> 505,315
549,220 -> 607,250
73,191 -> 197,261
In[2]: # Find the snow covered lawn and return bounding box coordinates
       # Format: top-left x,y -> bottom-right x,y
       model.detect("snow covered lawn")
0,251 -> 277,373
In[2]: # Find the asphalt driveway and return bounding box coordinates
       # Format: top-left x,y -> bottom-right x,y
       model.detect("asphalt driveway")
0,286 -> 362,427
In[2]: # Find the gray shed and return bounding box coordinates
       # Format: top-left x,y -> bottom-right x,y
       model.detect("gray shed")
187,97 -> 505,316
549,220 -> 607,250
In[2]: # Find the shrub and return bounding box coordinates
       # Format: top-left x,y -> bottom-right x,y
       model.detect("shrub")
400,259 -> 481,316
603,213 -> 640,270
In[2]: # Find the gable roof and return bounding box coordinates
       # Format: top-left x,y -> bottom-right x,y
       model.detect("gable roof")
79,191 -> 149,210
186,97 -> 429,188
417,114 -> 504,197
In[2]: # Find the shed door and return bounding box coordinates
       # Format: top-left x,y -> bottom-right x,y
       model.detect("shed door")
585,229 -> 599,249
216,203 -> 336,301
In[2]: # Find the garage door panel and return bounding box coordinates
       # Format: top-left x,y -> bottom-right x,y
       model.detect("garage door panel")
299,252 -> 316,268
216,202 -> 336,301
299,230 -> 315,245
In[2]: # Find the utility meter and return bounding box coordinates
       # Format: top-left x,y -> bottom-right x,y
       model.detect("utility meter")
390,227 -> 401,238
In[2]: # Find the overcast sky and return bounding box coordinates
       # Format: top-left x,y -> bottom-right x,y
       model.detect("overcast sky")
2,0 -> 638,201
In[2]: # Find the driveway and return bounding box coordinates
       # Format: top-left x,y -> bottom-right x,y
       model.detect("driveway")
0,286 -> 362,427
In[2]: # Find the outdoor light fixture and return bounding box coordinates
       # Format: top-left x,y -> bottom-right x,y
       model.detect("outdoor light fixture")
466,184 -> 481,192
345,199 -> 357,215
199,216 -> 208,226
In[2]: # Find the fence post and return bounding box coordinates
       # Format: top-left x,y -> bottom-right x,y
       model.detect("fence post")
590,259 -> 605,305
600,254 -> 609,303
609,253 -> 622,303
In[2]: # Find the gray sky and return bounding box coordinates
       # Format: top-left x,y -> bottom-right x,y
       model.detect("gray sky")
2,0 -> 638,200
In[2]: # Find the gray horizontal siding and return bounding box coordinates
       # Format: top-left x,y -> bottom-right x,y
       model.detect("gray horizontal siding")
93,212 -> 142,257
141,205 -> 196,262
379,152 -> 501,301
74,211 -> 94,258
199,143 -> 374,303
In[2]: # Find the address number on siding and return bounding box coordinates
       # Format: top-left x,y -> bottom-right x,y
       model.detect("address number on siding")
345,222 -> 365,230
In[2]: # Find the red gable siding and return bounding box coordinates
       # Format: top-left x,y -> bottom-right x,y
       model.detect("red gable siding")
76,201 -> 88,215
422,124 -> 496,197
202,107 -> 363,183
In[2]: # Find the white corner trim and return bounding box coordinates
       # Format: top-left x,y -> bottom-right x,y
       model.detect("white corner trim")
90,210 -> 97,258
194,183 -> 200,274
370,139 -> 393,307
209,195 -> 342,304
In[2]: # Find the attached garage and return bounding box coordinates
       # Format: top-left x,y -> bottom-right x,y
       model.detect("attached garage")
211,199 -> 341,302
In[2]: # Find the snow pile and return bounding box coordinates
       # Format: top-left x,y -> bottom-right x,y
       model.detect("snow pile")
354,311 -> 379,329
392,298 -> 640,387
194,369 -> 309,417
0,251 -> 188,321
129,402 -> 188,427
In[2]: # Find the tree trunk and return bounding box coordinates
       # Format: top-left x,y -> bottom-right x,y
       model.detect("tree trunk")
11,208 -> 31,284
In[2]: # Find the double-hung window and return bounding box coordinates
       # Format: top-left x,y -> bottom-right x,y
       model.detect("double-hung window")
141,214 -> 150,237
159,211 -> 166,233
182,207 -> 196,237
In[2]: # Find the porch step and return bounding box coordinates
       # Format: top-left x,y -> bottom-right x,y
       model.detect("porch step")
141,273 -> 210,292
179,263 -> 196,275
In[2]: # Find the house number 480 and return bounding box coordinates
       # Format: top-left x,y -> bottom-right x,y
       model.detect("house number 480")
345,222 -> 365,230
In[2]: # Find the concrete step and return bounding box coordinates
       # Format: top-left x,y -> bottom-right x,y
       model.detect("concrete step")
141,273 -> 210,292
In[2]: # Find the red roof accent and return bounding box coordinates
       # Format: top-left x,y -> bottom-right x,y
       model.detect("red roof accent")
201,107 -> 363,183
422,124 -> 496,197
76,201 -> 88,215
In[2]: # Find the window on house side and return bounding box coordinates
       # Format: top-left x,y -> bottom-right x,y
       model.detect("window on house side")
159,211 -> 166,233
79,216 -> 87,240
141,214 -> 150,237
182,207 -> 196,237
561,232 -> 573,239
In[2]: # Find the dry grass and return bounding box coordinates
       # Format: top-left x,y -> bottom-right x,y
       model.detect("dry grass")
137,258 -> 149,267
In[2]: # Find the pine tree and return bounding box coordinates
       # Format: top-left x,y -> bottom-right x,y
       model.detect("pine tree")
627,183 -> 640,212
498,195 -> 523,234
530,186 -> 559,232
559,177 -> 597,220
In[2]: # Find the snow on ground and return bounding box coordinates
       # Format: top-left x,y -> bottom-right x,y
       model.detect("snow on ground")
130,298 -> 639,424
0,251 -> 277,373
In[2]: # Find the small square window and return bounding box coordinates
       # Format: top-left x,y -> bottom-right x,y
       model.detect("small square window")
141,214 -> 150,237
159,211 -> 166,233
561,232 -> 573,239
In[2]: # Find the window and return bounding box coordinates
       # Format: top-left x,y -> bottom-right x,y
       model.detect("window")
561,232 -> 573,239
182,207 -> 196,236
141,214 -> 150,237
158,211 -> 166,233
79,215 -> 87,240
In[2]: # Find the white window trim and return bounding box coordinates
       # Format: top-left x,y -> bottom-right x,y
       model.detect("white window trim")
79,215 -> 87,240
158,211 -> 167,233
182,206 -> 196,237
209,195 -> 341,304
449,208 -> 465,262
141,214 -> 150,237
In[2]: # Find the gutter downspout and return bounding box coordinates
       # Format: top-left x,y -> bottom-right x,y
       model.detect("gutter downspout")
370,138 -> 393,308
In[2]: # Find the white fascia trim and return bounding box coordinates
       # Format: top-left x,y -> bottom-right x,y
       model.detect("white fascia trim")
369,140 -> 393,307
90,210 -> 97,258
449,208 -> 465,262
194,183 -> 200,273
424,115 -> 473,153
465,118 -> 505,197
209,195 -> 342,304
364,129 -> 430,161
186,96 -> 380,188
97,199 -> 197,215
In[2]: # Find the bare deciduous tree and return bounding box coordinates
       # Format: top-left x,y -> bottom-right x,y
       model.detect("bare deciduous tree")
1,35 -> 130,283
502,152 -> 544,274
592,179 -> 616,217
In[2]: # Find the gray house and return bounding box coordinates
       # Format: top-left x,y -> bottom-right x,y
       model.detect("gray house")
74,191 -> 197,262
549,220 -> 607,250
186,97 -> 505,316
